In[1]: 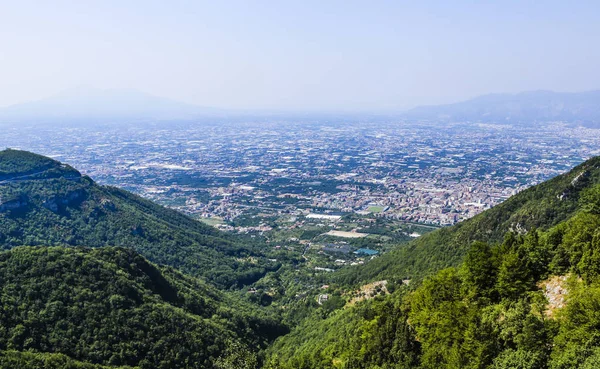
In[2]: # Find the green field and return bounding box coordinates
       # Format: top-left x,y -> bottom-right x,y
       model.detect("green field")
198,217 -> 225,226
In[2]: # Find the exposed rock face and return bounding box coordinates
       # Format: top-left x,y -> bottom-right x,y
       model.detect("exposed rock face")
540,275 -> 569,318
509,222 -> 528,235
347,280 -> 389,305
558,170 -> 590,200
0,196 -> 28,212
100,198 -> 116,211
42,189 -> 86,212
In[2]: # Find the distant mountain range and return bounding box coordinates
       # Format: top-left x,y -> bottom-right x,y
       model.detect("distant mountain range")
1,87 -> 600,125
403,90 -> 600,126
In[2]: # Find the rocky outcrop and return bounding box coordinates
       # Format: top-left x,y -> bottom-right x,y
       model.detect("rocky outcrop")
42,189 -> 86,212
539,275 -> 569,318
0,197 -> 28,212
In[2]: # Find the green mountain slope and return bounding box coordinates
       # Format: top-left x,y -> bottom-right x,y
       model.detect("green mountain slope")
265,156 -> 600,369
335,156 -> 600,285
0,149 -> 80,180
0,246 -> 285,369
265,291 -> 419,369
0,350 -> 131,369
0,149 -> 275,287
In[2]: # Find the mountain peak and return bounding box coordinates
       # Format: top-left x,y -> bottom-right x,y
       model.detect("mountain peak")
0,87 -> 229,123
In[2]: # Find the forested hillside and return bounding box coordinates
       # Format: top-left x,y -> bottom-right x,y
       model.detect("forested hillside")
0,149 -> 275,287
0,148 -> 80,180
335,156 -> 600,286
265,156 -> 600,368
0,350 -> 131,369
0,246 -> 286,368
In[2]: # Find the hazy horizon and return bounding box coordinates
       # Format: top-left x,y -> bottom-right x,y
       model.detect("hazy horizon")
2,1 -> 600,112
3,85 -> 600,115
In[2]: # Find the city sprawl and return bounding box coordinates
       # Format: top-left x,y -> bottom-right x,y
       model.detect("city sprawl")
2,120 -> 599,230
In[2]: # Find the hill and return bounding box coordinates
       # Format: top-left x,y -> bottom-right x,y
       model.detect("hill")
0,86 -> 229,123
0,149 -> 80,181
265,156 -> 600,368
0,350 -> 130,369
0,246 -> 285,368
0,149 -> 275,287
335,155 -> 600,286
404,90 -> 600,127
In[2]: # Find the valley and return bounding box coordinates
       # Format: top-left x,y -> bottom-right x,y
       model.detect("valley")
3,1 -> 600,367
2,147 -> 600,368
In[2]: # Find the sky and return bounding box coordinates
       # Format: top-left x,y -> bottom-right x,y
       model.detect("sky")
1,0 -> 599,112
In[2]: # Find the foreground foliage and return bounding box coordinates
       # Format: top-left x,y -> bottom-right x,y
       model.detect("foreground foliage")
0,350 -> 131,369
265,292 -> 419,369
0,246 -> 286,368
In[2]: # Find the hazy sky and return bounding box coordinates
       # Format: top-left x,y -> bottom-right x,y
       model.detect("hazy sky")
1,0 -> 599,111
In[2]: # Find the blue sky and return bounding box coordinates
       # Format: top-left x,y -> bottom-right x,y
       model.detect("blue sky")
1,0 -> 599,111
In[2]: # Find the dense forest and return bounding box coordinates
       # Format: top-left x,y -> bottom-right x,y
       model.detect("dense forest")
0,246 -> 286,368
0,148 -> 80,180
0,149 -> 276,288
0,350 -> 131,369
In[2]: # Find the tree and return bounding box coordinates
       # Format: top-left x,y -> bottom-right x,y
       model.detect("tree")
462,241 -> 497,301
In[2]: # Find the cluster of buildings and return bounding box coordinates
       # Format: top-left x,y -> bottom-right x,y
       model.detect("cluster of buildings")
2,120 -> 600,226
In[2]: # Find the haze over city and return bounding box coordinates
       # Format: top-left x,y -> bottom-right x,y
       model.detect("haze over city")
2,0 -> 600,112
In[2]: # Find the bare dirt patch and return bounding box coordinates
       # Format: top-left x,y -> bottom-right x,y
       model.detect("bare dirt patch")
346,280 -> 389,306
539,275 -> 569,318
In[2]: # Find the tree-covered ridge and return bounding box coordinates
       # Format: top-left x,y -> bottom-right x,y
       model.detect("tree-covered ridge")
402,188 -> 600,369
0,246 -> 286,369
0,150 -> 275,287
265,291 -> 419,369
265,165 -> 600,369
0,149 -> 79,180
0,350 -> 132,369
335,156 -> 600,286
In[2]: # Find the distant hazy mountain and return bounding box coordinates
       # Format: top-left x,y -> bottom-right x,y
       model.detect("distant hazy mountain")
404,90 -> 600,126
0,86 -> 230,123
4,87 -> 600,125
